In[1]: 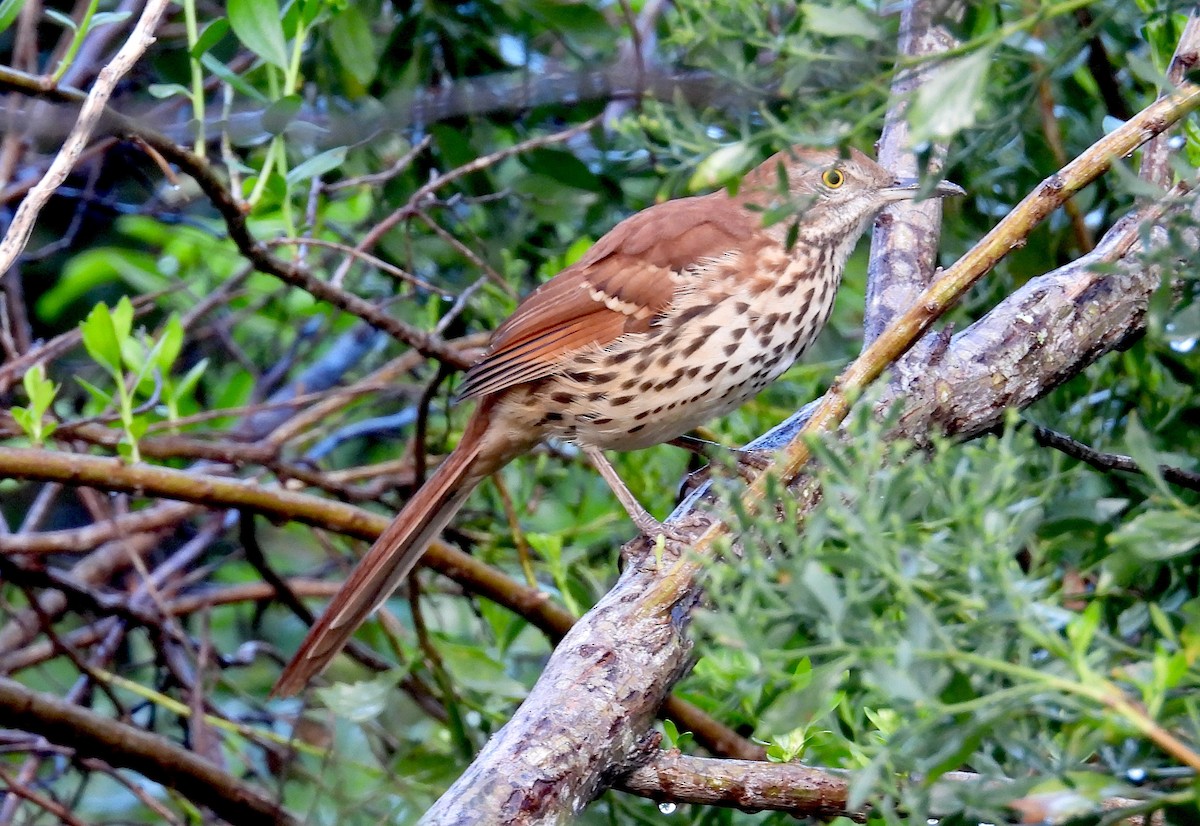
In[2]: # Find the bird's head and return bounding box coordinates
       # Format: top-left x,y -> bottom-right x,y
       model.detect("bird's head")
740,146 -> 964,240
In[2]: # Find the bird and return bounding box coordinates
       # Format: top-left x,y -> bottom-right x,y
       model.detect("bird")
272,145 -> 963,696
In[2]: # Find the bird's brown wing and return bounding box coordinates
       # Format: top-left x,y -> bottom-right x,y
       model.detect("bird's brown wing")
457,194 -> 755,399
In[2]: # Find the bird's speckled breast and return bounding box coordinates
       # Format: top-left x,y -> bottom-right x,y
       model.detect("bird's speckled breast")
501,241 -> 842,451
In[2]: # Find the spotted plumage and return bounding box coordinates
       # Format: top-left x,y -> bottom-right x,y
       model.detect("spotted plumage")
274,146 -> 964,696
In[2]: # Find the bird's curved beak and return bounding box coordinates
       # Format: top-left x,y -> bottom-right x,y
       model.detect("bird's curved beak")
883,177 -> 966,201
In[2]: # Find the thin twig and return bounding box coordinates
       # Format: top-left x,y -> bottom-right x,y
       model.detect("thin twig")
324,134 -> 432,191
0,0 -> 173,274
1030,422 -> 1200,491
330,114 -> 603,285
265,236 -> 449,294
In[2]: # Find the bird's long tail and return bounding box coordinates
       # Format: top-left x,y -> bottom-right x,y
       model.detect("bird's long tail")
272,410 -> 504,696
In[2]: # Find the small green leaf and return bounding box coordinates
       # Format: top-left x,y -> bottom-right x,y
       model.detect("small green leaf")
23,364 -> 57,414
767,726 -> 810,762
111,296 -> 134,342
523,148 -> 601,192
661,718 -> 680,747
1066,601 -> 1101,658
80,304 -> 122,374
688,142 -> 757,192
128,416 -> 149,440
191,18 -> 230,59
317,672 -> 405,722
261,95 -> 303,136
908,47 -> 993,143
1109,509 -> 1200,560
286,146 -> 348,185
799,3 -> 880,38
329,5 -> 377,85
120,336 -> 148,376
91,11 -> 131,27
0,0 -> 27,37
43,8 -> 76,31
174,359 -> 209,400
227,0 -> 289,69
200,53 -> 268,101
117,436 -> 139,462
11,407 -> 33,436
147,83 -> 192,100
298,0 -> 323,28
75,376 -> 113,411
156,315 -> 184,373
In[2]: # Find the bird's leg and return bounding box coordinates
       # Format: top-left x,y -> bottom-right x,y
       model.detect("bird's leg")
582,446 -> 690,552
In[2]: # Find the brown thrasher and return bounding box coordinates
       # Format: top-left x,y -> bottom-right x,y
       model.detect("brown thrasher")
273,146 -> 962,695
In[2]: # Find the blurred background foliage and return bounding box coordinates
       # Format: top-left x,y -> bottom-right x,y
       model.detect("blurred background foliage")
1,0 -> 1199,823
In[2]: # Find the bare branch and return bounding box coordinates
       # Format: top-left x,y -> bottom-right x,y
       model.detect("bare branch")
0,676 -> 298,825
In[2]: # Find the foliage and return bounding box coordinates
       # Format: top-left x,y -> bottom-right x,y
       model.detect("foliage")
0,0 -> 1198,823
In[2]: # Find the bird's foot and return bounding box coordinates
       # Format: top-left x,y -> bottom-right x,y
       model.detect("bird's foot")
620,511 -> 714,566
732,448 -> 773,481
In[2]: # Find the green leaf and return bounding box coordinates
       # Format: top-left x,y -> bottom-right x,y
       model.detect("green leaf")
800,3 -> 880,38
298,0 -> 324,28
117,435 -> 139,462
23,364 -> 58,414
36,249 -> 167,322
329,5 -> 377,86
261,95 -> 303,136
317,672 -> 403,722
43,8 -> 76,31
767,726 -> 810,762
111,296 -> 134,342
0,0 -> 26,37
156,315 -> 184,373
286,146 -> 348,185
80,303 -> 123,374
661,718 -> 680,747
191,18 -> 230,59
122,337 -> 152,386
127,416 -> 149,441
908,47 -> 993,143
688,142 -> 757,192
437,642 -> 528,699
1108,509 -> 1200,560
11,407 -> 33,436
522,148 -> 601,192
174,359 -> 209,401
75,376 -> 113,411
227,0 -> 289,69
147,83 -> 192,100
91,11 -> 131,27
200,53 -> 268,101
1065,601 -> 1100,659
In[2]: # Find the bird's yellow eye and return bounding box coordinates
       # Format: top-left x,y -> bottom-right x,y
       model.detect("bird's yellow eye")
822,168 -> 845,189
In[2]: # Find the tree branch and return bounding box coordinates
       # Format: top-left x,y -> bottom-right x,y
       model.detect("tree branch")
0,676 -> 297,825
0,445 -> 749,757
1028,423 -> 1200,491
